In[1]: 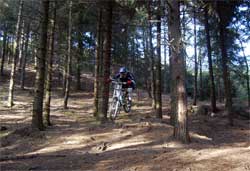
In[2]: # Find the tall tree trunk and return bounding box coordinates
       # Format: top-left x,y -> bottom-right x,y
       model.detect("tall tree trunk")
97,1 -> 113,122
6,36 -> 10,66
155,0 -> 162,118
20,22 -> 30,89
198,47 -> 203,101
142,27 -> 152,98
193,8 -> 198,105
148,0 -> 156,109
63,0 -> 72,109
168,0 -> 190,143
7,36 -> 13,65
8,0 -> 24,107
217,6 -> 233,126
94,7 -> 102,117
44,1 -> 56,126
76,10 -> 83,90
1,25 -> 7,76
163,18 -> 168,94
168,8 -> 176,126
32,0 -> 49,130
239,40 -> 250,107
204,6 -> 217,113
18,20 -> 25,72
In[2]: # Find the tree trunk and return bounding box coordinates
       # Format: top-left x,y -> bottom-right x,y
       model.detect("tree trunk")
155,0 -> 162,118
148,0 -> 156,109
168,7 -> 176,126
204,7 -> 217,113
217,5 -> 233,126
76,10 -> 83,91
94,7 -> 102,117
8,0 -> 24,107
163,18 -> 168,94
63,0 -> 72,109
239,40 -> 250,107
44,1 -> 56,126
0,25 -> 7,76
18,20 -> 25,72
20,22 -> 30,89
7,36 -> 13,65
168,0 -> 190,143
198,47 -> 203,101
32,0 -> 49,130
97,1 -> 113,122
193,8 -> 198,105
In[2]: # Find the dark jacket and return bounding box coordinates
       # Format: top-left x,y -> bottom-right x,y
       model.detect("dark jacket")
113,72 -> 136,89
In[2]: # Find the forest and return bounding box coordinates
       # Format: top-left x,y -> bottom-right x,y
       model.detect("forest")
0,0 -> 249,170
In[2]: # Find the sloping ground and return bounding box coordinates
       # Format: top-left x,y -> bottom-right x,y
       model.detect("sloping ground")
0,68 -> 250,171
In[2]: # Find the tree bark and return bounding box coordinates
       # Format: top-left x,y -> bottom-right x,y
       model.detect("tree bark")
168,0 -> 190,143
8,0 -> 24,107
204,6 -> 217,112
18,20 -> 25,72
94,7 -> 102,117
32,0 -> 49,130
239,40 -> 250,107
97,1 -> 113,122
63,0 -> 72,109
155,0 -> 162,118
193,8 -> 198,105
217,4 -> 233,126
0,25 -> 7,76
45,1 -> 56,126
20,22 -> 30,89
148,0 -> 156,110
76,10 -> 83,91
198,47 -> 204,101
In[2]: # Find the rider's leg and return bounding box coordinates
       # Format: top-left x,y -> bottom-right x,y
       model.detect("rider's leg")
127,88 -> 132,101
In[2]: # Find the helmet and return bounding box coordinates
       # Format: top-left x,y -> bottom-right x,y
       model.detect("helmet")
119,67 -> 127,73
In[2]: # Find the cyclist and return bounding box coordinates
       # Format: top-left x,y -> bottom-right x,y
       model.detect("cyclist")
112,67 -> 136,102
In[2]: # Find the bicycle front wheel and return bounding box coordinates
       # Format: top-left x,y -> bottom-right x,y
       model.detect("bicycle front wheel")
109,98 -> 120,120
123,98 -> 131,113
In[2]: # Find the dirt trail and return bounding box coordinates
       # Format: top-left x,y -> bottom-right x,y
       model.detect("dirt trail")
0,70 -> 250,171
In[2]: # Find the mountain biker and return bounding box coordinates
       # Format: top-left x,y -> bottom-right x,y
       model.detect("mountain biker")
112,67 -> 136,101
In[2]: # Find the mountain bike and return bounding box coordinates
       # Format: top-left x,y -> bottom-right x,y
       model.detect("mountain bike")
108,80 -> 132,120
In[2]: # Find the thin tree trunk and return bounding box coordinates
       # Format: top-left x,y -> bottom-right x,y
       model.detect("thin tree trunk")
20,22 -> 30,89
32,0 -> 49,130
0,25 -> 7,76
155,0 -> 162,118
204,7 -> 217,113
239,40 -> 250,107
63,0 -> 72,109
218,5 -> 233,126
94,7 -> 102,117
44,1 -> 56,126
163,18 -> 168,94
76,10 -> 83,90
7,36 -> 13,65
148,0 -> 156,109
8,0 -> 24,107
97,1 -> 113,122
193,8 -> 198,105
198,47 -> 203,101
168,0 -> 190,143
6,36 -> 10,66
18,20 -> 25,72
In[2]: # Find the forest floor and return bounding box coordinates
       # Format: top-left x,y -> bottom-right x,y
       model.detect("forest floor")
0,67 -> 250,171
